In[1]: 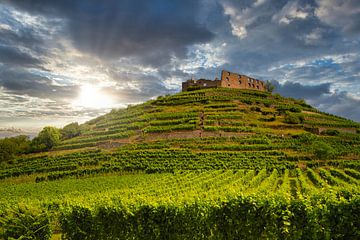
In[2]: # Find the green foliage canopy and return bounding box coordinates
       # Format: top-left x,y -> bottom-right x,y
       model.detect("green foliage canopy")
0,135 -> 31,162
265,80 -> 275,93
31,126 -> 61,151
61,122 -> 81,140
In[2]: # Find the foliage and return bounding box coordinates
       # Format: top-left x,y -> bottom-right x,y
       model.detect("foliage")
265,80 -> 275,93
1,167 -> 360,239
313,141 -> 336,160
284,113 -> 304,124
321,129 -> 340,136
61,122 -> 81,140
1,87 -> 360,239
0,135 -> 31,162
31,126 -> 61,151
0,208 -> 52,240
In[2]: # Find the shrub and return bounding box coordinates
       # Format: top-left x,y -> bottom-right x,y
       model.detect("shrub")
61,122 -> 81,140
321,129 -> 340,136
284,113 -> 304,124
289,106 -> 301,113
313,141 -> 335,160
1,208 -> 52,240
0,135 -> 31,162
250,106 -> 262,112
31,126 -> 61,151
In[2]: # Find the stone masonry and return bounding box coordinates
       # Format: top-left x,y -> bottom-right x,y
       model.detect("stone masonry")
182,70 -> 266,92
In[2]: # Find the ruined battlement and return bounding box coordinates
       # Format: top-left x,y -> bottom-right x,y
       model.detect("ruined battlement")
182,70 -> 266,92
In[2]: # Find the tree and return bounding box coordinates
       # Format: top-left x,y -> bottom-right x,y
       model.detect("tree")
284,113 -> 304,124
61,122 -> 81,140
0,138 -> 16,162
0,135 -> 31,163
313,141 -> 335,160
265,80 -> 275,93
31,126 -> 61,151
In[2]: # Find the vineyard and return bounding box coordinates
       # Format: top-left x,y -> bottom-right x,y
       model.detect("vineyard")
0,168 -> 359,239
1,88 -> 360,239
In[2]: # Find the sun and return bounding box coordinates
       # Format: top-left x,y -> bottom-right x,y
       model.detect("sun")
73,84 -> 113,109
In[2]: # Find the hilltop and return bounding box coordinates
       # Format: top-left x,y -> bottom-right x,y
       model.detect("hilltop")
0,88 -> 359,239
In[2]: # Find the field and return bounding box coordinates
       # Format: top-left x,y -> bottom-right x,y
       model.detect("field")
1,168 -> 359,239
1,88 -> 359,239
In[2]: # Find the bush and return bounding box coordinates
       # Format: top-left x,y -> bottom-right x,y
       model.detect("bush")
60,196 -> 360,240
284,113 -> 304,124
31,126 -> 61,151
289,106 -> 301,113
250,106 -> 262,112
61,122 -> 81,140
0,135 -> 31,162
1,208 -> 52,240
321,129 -> 340,136
313,141 -> 336,160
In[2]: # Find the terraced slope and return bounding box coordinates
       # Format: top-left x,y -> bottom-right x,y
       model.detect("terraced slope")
55,88 -> 359,150
1,88 -> 359,239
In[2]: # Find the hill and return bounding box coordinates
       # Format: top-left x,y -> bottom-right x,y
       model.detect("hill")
1,88 -> 359,239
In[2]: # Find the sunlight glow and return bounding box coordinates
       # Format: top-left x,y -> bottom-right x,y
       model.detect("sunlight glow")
73,84 -> 113,109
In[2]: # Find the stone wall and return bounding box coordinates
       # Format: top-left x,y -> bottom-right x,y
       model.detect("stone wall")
182,79 -> 221,91
220,70 -> 265,91
181,70 -> 266,92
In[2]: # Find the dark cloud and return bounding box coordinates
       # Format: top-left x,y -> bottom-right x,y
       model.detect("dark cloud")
315,0 -> 360,34
6,0 -> 214,65
273,80 -> 360,122
0,45 -> 42,67
0,68 -> 78,100
0,28 -> 42,49
312,91 -> 360,122
273,80 -> 331,99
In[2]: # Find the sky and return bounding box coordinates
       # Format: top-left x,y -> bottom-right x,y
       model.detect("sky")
0,0 -> 359,135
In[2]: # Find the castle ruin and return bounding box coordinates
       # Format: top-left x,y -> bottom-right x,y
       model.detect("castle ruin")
182,70 -> 266,92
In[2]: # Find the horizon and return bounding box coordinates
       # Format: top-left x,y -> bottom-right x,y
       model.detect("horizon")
1,0 -> 360,135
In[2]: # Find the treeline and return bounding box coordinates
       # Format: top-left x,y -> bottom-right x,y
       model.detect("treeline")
0,122 -> 83,163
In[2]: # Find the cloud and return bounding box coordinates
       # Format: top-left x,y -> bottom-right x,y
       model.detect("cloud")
6,0 -> 214,65
0,45 -> 42,67
272,0 -> 311,25
315,0 -> 360,34
273,80 -> 331,99
273,80 -> 360,122
220,0 -> 265,39
298,28 -> 324,46
0,68 -> 79,101
312,91 -> 360,122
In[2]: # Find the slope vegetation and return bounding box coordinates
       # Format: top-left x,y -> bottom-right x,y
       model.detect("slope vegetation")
1,88 -> 359,239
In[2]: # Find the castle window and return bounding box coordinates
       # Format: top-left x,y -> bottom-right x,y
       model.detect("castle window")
252,84 -> 255,88
228,84 -> 230,87
226,77 -> 229,81
248,83 -> 251,87
227,72 -> 230,76
256,86 -> 259,89
203,83 -> 207,87
239,80 -> 242,85
238,75 -> 241,79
